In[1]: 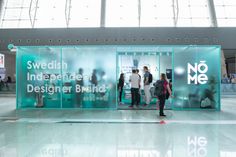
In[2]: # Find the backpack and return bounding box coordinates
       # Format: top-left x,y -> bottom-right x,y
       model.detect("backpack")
148,73 -> 153,83
154,80 -> 165,96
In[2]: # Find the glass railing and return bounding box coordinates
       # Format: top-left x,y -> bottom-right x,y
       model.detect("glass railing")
0,82 -> 16,93
221,83 -> 236,93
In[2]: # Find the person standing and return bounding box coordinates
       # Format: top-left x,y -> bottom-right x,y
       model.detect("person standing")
230,74 -> 236,84
155,73 -> 172,116
0,76 -> 4,91
129,69 -> 140,108
136,69 -> 141,106
222,74 -> 230,84
143,66 -> 152,106
5,76 -> 12,91
76,68 -> 84,107
90,69 -> 98,86
118,73 -> 125,103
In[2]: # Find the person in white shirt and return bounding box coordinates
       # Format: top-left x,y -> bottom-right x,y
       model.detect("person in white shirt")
129,69 -> 141,108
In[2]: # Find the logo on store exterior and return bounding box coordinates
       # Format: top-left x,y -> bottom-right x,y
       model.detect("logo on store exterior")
187,61 -> 208,85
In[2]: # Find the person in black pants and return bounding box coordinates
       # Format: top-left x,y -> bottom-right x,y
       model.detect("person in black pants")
136,69 -> 141,105
118,73 -> 124,103
129,69 -> 140,108
159,94 -> 166,116
76,68 -> 84,107
158,73 -> 172,116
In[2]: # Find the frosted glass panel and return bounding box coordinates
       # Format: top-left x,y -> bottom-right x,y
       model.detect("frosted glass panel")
16,45 -> 221,110
173,46 -> 221,110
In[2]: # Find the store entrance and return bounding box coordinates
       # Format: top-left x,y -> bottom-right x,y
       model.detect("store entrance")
117,51 -> 173,110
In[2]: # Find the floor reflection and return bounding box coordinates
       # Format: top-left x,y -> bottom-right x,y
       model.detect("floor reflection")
0,122 -> 235,157
0,96 -> 236,157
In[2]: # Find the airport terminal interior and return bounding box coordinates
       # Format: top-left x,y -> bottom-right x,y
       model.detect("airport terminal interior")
0,0 -> 236,156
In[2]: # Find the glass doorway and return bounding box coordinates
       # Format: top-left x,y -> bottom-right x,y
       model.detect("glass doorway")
117,51 -> 173,110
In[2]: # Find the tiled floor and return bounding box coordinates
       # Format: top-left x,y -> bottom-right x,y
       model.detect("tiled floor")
0,95 -> 236,157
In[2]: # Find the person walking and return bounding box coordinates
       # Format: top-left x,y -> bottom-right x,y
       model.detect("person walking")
129,69 -> 140,108
154,73 -> 172,116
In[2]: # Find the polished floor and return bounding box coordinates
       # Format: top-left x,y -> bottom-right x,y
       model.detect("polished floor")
0,95 -> 236,157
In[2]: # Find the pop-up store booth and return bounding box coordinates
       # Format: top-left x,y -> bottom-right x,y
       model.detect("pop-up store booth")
13,45 -> 221,110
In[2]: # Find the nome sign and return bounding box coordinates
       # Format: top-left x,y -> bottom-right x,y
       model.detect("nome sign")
188,61 -> 208,85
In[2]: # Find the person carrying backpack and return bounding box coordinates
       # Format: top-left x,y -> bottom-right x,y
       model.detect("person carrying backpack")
154,73 -> 172,116
143,66 -> 153,106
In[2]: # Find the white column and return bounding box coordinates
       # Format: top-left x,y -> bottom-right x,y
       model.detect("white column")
0,0 -> 6,26
221,50 -> 227,77
207,0 -> 218,27
100,0 -> 106,27
29,0 -> 39,28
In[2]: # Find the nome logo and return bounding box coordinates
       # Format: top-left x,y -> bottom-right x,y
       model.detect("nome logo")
187,61 -> 208,84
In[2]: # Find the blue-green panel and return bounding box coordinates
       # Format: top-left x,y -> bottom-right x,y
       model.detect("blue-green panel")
15,45 -> 221,110
61,47 -> 117,109
16,47 -> 62,108
172,46 -> 221,110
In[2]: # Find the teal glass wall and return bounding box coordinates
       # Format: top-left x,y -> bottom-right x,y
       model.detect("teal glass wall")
16,45 -> 221,110
173,46 -> 221,110
61,47 -> 117,108
17,47 -> 62,108
16,46 -> 117,109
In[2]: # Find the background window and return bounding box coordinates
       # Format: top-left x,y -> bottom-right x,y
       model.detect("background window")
105,0 -> 139,27
69,0 -> 101,27
35,0 -> 66,28
176,0 -> 211,27
214,0 -> 236,26
140,0 -> 174,27
0,0 -> 101,28
0,0 -> 31,28
1,0 -> 235,28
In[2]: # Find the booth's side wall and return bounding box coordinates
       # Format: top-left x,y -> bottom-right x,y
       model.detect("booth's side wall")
16,49 -> 18,109
219,47 -> 222,111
